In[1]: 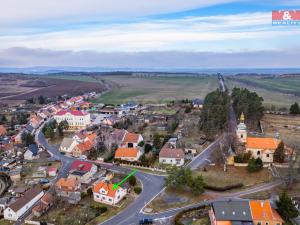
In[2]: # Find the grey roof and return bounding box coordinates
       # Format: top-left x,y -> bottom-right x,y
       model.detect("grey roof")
212,199 -> 253,222
28,144 -> 38,155
192,98 -> 204,104
26,124 -> 34,133
60,137 -> 74,149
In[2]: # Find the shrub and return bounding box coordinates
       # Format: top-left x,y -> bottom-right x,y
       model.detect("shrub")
81,192 -> 87,198
204,183 -> 243,192
128,176 -> 137,186
134,187 -> 142,194
247,157 -> 263,173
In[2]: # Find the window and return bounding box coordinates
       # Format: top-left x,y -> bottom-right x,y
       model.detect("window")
241,134 -> 243,138
266,154 -> 270,158
257,223 -> 261,225
266,223 -> 269,225
257,151 -> 260,155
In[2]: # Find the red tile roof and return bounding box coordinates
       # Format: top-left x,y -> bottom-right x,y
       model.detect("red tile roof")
70,160 -> 93,172
0,125 -> 7,136
56,110 -> 88,116
159,147 -> 185,159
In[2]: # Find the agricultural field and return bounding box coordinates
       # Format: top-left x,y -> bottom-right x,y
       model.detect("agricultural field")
93,75 -> 218,104
261,114 -> 300,146
226,75 -> 300,109
0,74 -> 109,106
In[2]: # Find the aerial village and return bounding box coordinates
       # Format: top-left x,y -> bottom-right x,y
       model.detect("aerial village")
0,84 -> 299,225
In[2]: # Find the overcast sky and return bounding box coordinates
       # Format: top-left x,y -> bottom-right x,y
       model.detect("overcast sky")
1,0 -> 300,68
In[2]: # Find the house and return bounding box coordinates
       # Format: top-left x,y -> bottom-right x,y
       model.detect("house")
24,144 -> 39,160
159,147 -> 185,166
249,200 -> 284,225
115,147 -> 141,162
55,178 -> 81,204
209,199 -> 284,225
4,186 -> 44,221
54,110 -> 91,130
68,161 -> 97,184
32,193 -> 54,217
121,132 -> 143,148
192,98 -> 204,108
59,137 -> 78,154
209,199 -> 253,225
48,166 -> 58,177
72,140 -> 93,157
93,180 -> 127,206
0,125 -> 7,136
246,137 -> 282,163
102,116 -> 122,126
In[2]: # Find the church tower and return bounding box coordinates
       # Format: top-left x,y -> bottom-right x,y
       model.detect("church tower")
236,112 -> 247,143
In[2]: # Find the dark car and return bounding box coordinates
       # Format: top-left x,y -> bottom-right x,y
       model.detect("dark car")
139,218 -> 153,224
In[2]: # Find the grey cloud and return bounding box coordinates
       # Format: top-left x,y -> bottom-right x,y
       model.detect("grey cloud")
0,47 -> 299,69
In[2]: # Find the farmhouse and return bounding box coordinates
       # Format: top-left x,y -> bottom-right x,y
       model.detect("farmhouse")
4,186 -> 44,221
115,147 -> 141,162
54,110 -> 91,130
246,137 -> 281,163
93,180 -> 127,206
159,147 -> 185,166
121,132 -> 143,148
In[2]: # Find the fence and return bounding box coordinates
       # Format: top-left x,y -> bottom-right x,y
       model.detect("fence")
120,163 -> 166,173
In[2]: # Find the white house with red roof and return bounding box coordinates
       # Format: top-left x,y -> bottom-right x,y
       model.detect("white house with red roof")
159,147 -> 185,166
54,110 -> 91,130
115,147 -> 141,162
121,132 -> 143,148
68,160 -> 97,184
93,181 -> 127,206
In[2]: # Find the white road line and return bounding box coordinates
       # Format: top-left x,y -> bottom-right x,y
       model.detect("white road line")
140,187 -> 166,213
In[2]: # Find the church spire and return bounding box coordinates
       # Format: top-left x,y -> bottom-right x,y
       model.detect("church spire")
240,112 -> 245,123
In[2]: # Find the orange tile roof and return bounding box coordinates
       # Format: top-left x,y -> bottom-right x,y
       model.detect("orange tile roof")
246,137 -> 281,150
86,133 -> 97,142
93,181 -> 119,198
0,125 -> 7,136
76,140 -> 93,153
115,147 -> 139,158
216,221 -> 232,225
123,132 -> 140,143
55,178 -> 79,191
249,200 -> 283,222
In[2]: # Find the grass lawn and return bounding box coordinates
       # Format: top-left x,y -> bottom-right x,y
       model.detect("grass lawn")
147,188 -> 213,213
93,75 -> 218,104
182,216 -> 210,225
226,76 -> 300,108
0,220 -> 14,225
261,114 -> 300,146
193,166 -> 273,190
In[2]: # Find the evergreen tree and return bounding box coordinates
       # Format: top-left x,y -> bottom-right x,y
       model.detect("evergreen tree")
44,127 -> 54,139
290,102 -> 300,115
276,192 -> 299,221
274,141 -> 285,163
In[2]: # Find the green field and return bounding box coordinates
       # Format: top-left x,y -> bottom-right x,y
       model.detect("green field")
94,75 -> 218,104
226,76 -> 300,109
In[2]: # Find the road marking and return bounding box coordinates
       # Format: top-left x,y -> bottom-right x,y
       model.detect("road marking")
140,186 -> 166,213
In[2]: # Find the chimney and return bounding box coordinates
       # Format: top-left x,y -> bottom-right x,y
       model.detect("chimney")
260,201 -> 264,207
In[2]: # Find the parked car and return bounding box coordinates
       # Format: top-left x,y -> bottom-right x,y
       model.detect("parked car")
139,218 -> 153,224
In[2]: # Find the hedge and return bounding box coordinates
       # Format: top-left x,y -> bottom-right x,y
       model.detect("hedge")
174,205 -> 207,225
204,183 -> 243,192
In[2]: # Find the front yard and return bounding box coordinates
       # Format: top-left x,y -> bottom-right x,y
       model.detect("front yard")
193,165 -> 274,190
38,191 -> 136,225
22,161 -> 61,180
